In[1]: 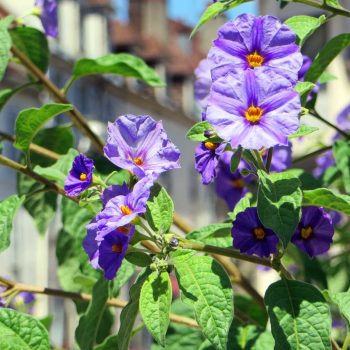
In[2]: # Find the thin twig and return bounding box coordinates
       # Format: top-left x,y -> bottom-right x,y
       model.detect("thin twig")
11,45 -> 104,153
0,277 -> 198,328
0,154 -> 78,203
0,131 -> 60,160
292,145 -> 332,164
180,239 -> 272,267
310,109 -> 350,140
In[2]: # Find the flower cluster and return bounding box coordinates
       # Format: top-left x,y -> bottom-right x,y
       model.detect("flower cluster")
193,14 -> 304,208
65,115 -> 180,279
232,206 -> 334,258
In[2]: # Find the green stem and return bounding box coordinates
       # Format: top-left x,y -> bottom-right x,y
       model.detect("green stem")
131,323 -> 145,337
342,334 -> 350,350
62,76 -> 76,94
103,171 -> 118,185
292,145 -> 332,164
179,239 -> 272,267
251,150 -> 267,172
138,220 -> 159,242
293,0 -> 350,17
310,109 -> 350,140
265,147 -> 273,173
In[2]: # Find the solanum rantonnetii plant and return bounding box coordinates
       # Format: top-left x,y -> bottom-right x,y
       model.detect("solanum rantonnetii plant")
1,0 -> 350,349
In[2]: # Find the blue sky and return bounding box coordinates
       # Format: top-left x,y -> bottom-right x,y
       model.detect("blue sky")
113,0 -> 257,25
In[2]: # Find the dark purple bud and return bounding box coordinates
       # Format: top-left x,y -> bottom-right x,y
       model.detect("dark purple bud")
204,129 -> 215,138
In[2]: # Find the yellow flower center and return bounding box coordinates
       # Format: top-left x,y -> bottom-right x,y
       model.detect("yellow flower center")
301,226 -> 313,239
204,141 -> 219,151
79,173 -> 87,181
120,205 -> 133,216
232,179 -> 245,189
133,157 -> 143,166
111,244 -> 123,253
247,51 -> 264,68
116,226 -> 130,235
253,227 -> 266,240
245,105 -> 263,124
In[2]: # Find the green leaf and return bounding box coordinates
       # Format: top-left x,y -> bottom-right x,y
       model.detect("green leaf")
319,71 -> 337,84
17,173 -> 57,235
152,299 -> 204,350
14,104 -> 73,159
125,251 -> 152,267
325,290 -> 350,328
0,195 -> 24,253
190,0 -> 252,38
10,26 -> 49,73
265,279 -> 331,350
111,260 -> 135,297
305,33 -> 350,84
95,334 -> 119,350
0,83 -> 39,112
76,277 -> 110,350
302,188 -> 350,215
31,124 -> 75,167
38,315 -> 53,332
186,223 -> 232,248
117,269 -> 151,350
71,53 -> 164,88
333,140 -> 350,193
230,146 -> 243,173
0,308 -> 50,350
284,15 -> 326,46
186,121 -> 214,142
257,170 -> 302,247
325,0 -> 350,13
288,124 -> 319,139
284,169 -> 322,190
0,17 -> 12,81
234,295 -> 268,328
228,324 -> 274,350
35,148 -> 79,186
140,271 -> 172,346
174,255 -> 234,350
145,184 -> 174,234
228,193 -> 252,221
294,81 -> 316,96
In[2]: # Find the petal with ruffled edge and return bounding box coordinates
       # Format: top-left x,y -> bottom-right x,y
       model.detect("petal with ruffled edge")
104,115 -> 180,179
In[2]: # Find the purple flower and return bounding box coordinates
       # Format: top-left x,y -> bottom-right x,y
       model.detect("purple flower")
100,183 -> 130,207
215,152 -> 250,210
83,222 -> 135,280
35,0 -> 58,38
313,150 -> 335,177
291,206 -> 334,257
64,154 -> 94,197
206,68 -> 301,149
232,207 -> 279,257
11,292 -> 36,312
336,103 -> 350,131
298,55 -> 312,80
195,142 -> 225,185
104,115 -> 180,180
261,142 -> 292,172
98,231 -> 130,280
194,59 -> 212,109
208,14 -> 302,83
94,176 -> 153,236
